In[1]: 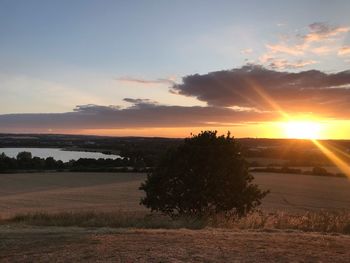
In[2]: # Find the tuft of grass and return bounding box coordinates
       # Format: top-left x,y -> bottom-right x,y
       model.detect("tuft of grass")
208,210 -> 350,234
1,211 -> 206,229
2,210 -> 350,234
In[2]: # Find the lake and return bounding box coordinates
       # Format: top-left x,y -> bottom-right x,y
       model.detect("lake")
0,148 -> 121,162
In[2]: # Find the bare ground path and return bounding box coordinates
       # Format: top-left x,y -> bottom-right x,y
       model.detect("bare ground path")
1,226 -> 350,262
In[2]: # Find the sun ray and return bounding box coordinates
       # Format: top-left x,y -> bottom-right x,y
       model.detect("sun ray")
245,78 -> 290,119
312,139 -> 350,178
245,78 -> 350,178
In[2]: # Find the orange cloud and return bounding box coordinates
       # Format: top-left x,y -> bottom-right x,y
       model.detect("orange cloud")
260,22 -> 350,69
266,44 -> 304,56
338,46 -> 350,56
311,46 -> 333,55
240,48 -> 253,55
304,23 -> 350,43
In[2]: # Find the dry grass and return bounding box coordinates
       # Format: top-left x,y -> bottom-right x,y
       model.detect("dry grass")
2,172 -> 350,261
2,226 -> 350,262
2,211 -> 205,229
210,210 -> 350,234
3,210 -> 350,234
1,171 -> 350,234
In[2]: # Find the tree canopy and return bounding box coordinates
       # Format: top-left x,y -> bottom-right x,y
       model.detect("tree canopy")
140,131 -> 268,217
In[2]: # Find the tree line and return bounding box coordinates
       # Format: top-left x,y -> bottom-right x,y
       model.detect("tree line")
0,151 -> 150,172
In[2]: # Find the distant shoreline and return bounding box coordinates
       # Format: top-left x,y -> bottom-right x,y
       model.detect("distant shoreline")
61,147 -> 121,155
0,146 -> 121,156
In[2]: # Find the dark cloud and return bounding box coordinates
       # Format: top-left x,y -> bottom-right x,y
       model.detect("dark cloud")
122,98 -> 159,108
0,99 -> 277,131
3,65 -> 350,133
171,65 -> 350,118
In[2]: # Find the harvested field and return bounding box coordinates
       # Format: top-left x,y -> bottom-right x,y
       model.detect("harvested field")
1,172 -> 350,218
254,172 -> 350,212
1,172 -> 350,262
0,173 -> 145,218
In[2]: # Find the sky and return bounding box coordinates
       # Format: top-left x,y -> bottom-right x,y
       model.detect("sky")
1,0 -> 350,138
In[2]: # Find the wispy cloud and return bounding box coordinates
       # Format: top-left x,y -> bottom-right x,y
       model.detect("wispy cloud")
116,76 -> 177,86
240,48 -> 253,55
338,46 -> 350,56
266,44 -> 304,56
312,46 -> 333,55
303,22 -> 350,43
260,56 -> 317,70
259,22 -> 350,69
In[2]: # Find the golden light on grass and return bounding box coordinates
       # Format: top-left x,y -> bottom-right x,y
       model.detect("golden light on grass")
282,121 -> 322,139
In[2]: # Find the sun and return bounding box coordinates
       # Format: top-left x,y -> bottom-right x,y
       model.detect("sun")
283,121 -> 322,139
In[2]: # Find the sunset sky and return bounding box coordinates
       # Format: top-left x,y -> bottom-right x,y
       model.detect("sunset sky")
1,0 -> 350,138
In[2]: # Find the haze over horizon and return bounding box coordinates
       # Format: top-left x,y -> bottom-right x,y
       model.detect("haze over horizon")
1,0 -> 350,139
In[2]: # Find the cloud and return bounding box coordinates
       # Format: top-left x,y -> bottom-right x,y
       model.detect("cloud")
259,22 -> 350,69
117,76 -> 176,86
122,98 -> 159,108
260,56 -> 316,70
3,64 -> 350,133
312,46 -> 333,55
303,23 -> 350,43
266,44 -> 303,56
0,99 -> 278,131
240,48 -> 253,55
171,65 -> 350,118
338,46 -> 350,56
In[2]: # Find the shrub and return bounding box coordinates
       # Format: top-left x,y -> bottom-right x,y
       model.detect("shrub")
140,131 -> 269,217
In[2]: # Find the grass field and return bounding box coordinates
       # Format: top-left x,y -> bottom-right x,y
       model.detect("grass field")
1,172 -> 350,218
0,172 -> 145,218
1,172 -> 350,262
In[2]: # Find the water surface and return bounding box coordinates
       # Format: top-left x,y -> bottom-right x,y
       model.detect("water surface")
0,148 -> 121,162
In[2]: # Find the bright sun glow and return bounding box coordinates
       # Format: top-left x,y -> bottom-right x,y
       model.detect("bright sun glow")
283,121 -> 322,139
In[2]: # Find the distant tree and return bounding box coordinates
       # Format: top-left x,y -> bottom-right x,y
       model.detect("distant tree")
16,151 -> 32,161
16,151 -> 33,168
31,157 -> 44,169
140,131 -> 269,217
312,166 -> 328,176
45,157 -> 56,169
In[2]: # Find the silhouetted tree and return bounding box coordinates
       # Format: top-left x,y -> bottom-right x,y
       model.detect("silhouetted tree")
16,151 -> 33,168
16,151 -> 32,161
140,131 -> 268,217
